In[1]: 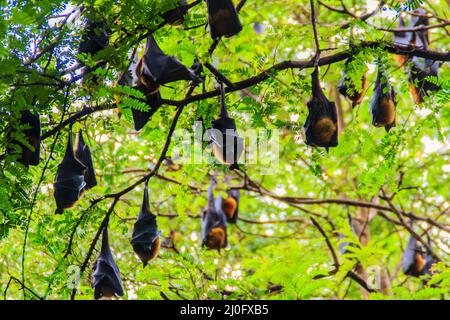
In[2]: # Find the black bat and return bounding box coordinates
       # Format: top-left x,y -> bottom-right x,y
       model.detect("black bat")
92,227 -> 124,299
206,0 -> 242,39
392,16 -> 411,66
408,32 -> 440,104
135,34 -> 200,92
402,234 -> 434,277
131,183 -> 161,267
209,85 -> 244,169
53,129 -> 86,214
7,110 -> 41,166
161,0 -> 188,25
201,181 -> 228,251
131,84 -> 162,131
78,21 -> 109,57
304,67 -> 338,151
117,51 -> 162,131
217,189 -> 240,223
337,57 -> 367,107
370,64 -> 397,132
410,8 -> 429,43
74,130 -> 97,190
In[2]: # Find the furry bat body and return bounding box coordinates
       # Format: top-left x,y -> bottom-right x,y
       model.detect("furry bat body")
402,234 -> 435,277
53,130 -> 86,214
74,130 -> 97,190
92,227 -> 124,299
304,67 -> 338,151
131,184 -> 161,267
201,182 -> 228,251
206,0 -> 243,39
161,0 -> 188,25
209,87 -> 244,169
337,58 -> 368,107
370,66 -> 397,132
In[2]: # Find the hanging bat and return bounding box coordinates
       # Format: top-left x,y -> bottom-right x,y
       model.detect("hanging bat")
392,16 -> 411,66
402,234 -> 435,277
53,129 -> 87,214
78,21 -> 109,57
131,84 -> 162,131
218,189 -> 240,223
135,34 -> 200,93
201,181 -> 228,251
370,64 -> 397,132
74,130 -> 97,190
410,8 -> 429,44
209,86 -> 244,169
161,0 -> 188,25
408,32 -> 440,104
337,58 -> 368,107
304,67 -> 338,151
206,0 -> 243,39
92,227 -> 124,299
7,110 -> 41,166
130,183 -> 161,267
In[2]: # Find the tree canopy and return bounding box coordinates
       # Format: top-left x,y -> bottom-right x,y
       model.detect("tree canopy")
0,0 -> 449,300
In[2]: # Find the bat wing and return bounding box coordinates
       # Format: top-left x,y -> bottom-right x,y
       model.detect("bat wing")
131,87 -> 161,131
79,21 -> 109,56
142,35 -> 200,85
54,132 -> 87,212
93,228 -> 123,298
75,130 -> 97,190
161,0 -> 188,25
402,235 -> 420,275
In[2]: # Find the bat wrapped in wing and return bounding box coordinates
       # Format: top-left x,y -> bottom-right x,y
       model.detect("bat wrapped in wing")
337,57 -> 368,107
161,0 -> 188,25
201,182 -> 228,251
402,234 -> 435,277
7,110 -> 41,166
53,129 -> 86,214
131,84 -> 162,131
208,86 -> 244,169
304,67 -> 338,151
135,34 -> 200,92
206,0 -> 243,39
92,227 -> 124,300
131,183 -> 161,267
408,32 -> 440,104
370,63 -> 397,132
74,130 -> 97,190
78,21 -> 109,57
